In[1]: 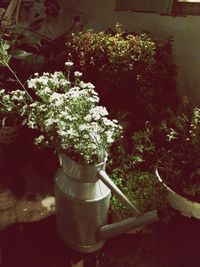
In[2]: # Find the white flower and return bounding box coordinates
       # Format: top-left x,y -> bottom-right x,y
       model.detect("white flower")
102,117 -> 115,127
65,61 -> 74,67
89,96 -> 99,103
49,92 -> 64,106
27,119 -> 36,129
34,135 -> 45,145
74,71 -> 82,78
44,118 -> 55,127
84,114 -> 92,122
89,106 -> 108,121
79,124 -> 89,131
79,81 -> 95,90
106,130 -> 114,143
27,79 -> 35,88
67,89 -> 81,98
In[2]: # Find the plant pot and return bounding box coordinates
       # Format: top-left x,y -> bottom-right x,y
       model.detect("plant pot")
156,169 -> 200,219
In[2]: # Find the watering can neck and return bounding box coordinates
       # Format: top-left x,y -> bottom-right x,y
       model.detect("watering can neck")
58,153 -> 106,182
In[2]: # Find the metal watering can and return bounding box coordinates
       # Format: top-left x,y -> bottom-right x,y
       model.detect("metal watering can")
55,153 -> 160,253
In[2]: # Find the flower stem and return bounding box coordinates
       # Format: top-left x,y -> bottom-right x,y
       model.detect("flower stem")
6,63 -> 33,100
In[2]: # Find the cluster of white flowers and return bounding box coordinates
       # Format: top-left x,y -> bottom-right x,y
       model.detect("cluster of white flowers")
0,62 -> 122,164
26,63 -> 123,164
27,71 -> 70,100
0,89 -> 28,114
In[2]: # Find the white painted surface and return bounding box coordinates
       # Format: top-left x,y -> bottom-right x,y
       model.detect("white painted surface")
156,169 -> 200,219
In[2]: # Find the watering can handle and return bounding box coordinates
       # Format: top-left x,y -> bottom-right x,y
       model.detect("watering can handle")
98,170 -> 140,216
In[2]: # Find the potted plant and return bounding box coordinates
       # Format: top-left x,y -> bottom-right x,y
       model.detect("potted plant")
0,89 -> 28,143
0,40 -> 32,143
154,107 -> 200,219
0,59 -> 124,210
0,60 -> 121,168
132,108 -> 200,219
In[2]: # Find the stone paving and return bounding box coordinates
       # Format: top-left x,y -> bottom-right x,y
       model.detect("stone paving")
0,188 -> 55,230
0,157 -> 56,230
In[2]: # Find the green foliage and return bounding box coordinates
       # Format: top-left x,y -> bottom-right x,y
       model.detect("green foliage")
131,105 -> 200,202
0,11 -> 72,84
111,170 -> 166,217
66,25 -> 179,131
0,40 -> 32,126
0,40 -> 10,66
108,141 -> 167,219
157,107 -> 200,200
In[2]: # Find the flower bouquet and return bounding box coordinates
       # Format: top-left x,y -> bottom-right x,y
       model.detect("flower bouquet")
4,61 -> 122,165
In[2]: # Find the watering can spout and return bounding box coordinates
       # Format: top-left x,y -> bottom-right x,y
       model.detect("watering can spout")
97,210 -> 159,241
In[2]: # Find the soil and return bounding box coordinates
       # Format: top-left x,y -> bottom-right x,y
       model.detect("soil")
1,213 -> 200,266
158,165 -> 200,202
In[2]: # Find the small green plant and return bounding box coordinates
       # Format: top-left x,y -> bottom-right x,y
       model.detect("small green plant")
110,169 -> 167,220
108,141 -> 167,220
0,89 -> 28,126
0,40 -> 11,66
156,107 -> 200,201
0,40 -> 32,126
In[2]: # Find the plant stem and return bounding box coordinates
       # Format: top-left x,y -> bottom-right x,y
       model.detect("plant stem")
6,63 -> 32,100
15,0 -> 22,27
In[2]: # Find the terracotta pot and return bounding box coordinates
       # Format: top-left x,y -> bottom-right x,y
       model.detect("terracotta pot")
156,169 -> 200,219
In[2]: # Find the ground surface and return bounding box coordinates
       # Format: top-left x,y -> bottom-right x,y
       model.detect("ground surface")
1,133 -> 200,266
1,213 -> 200,267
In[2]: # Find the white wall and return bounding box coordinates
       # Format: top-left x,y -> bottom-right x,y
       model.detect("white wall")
41,0 -> 200,104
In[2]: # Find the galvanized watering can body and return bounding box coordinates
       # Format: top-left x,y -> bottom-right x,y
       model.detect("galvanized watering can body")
55,153 -> 159,253
55,153 -> 110,252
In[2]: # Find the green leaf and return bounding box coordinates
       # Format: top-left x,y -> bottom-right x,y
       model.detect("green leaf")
20,54 -> 45,71
10,49 -> 33,60
17,35 -> 42,45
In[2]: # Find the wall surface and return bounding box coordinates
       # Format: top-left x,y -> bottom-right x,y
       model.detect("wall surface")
42,0 -> 200,104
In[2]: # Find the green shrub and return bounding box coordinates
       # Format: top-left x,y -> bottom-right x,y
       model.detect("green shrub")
110,169 -> 167,218
107,141 -> 167,220
66,25 -> 179,132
